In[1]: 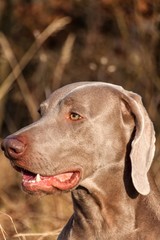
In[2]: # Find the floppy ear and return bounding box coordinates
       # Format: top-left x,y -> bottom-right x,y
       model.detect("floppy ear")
121,91 -> 155,195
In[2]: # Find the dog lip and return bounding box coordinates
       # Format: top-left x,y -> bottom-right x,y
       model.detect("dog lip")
22,170 -> 81,193
12,164 -> 82,193
13,164 -> 82,178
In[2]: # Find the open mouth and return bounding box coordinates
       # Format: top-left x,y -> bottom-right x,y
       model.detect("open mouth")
14,166 -> 81,194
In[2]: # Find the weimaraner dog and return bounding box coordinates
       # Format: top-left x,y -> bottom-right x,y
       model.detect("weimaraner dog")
1,82 -> 160,239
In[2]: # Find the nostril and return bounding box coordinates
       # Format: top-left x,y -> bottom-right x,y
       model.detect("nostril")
9,143 -> 25,154
1,137 -> 26,159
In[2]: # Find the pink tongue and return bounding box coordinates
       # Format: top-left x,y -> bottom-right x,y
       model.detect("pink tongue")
54,172 -> 73,182
22,171 -> 80,192
22,172 -> 73,182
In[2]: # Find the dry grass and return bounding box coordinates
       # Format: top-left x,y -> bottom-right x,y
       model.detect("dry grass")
0,15 -> 74,239
0,17 -> 71,117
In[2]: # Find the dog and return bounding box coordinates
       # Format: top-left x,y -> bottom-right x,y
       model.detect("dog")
1,82 -> 160,239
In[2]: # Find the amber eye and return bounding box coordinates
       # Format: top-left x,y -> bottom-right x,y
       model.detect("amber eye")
69,112 -> 82,121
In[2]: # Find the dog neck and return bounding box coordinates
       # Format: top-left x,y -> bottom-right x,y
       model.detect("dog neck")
58,163 -> 160,240
58,164 -> 140,240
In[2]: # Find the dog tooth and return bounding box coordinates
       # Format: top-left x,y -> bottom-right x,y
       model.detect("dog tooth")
36,174 -> 41,182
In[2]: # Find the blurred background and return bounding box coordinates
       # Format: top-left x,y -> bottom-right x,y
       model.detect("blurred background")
0,0 -> 160,239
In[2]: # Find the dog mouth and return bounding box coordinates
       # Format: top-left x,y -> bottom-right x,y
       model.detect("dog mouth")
14,166 -> 81,194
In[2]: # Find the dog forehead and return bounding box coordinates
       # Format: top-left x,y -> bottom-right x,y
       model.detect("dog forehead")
44,82 -> 125,109
44,82 -> 90,105
61,82 -> 125,105
57,82 -> 122,98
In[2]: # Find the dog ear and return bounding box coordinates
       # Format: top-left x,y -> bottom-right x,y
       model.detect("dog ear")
121,91 -> 155,195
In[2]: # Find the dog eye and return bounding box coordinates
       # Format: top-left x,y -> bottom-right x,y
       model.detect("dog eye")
69,112 -> 82,121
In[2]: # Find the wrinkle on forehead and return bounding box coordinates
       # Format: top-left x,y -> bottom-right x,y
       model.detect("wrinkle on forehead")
45,81 -> 124,109
44,82 -> 91,108
63,82 -> 124,98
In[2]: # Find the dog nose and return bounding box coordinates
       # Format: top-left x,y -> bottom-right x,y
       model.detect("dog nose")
1,137 -> 26,159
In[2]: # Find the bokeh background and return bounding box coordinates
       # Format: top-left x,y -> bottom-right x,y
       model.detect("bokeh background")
0,0 -> 160,239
